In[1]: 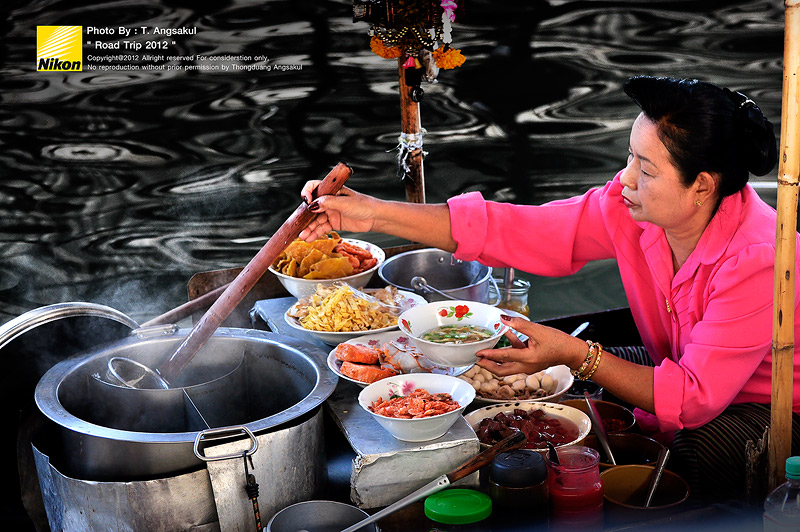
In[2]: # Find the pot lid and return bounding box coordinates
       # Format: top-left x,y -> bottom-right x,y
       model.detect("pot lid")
0,302 -> 139,393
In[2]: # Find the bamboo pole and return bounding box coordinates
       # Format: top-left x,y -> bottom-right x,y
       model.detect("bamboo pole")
770,0 -> 800,492
397,55 -> 426,204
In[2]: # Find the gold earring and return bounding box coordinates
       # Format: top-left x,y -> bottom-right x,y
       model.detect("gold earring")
695,200 -> 703,207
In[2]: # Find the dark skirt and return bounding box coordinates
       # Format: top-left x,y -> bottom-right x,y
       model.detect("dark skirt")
605,346 -> 800,503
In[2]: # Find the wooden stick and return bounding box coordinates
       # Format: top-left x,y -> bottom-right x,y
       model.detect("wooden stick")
770,0 -> 800,492
157,163 -> 352,382
140,282 -> 231,327
398,56 -> 425,204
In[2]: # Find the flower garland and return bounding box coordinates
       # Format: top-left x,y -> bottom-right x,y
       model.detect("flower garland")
370,35 -> 401,59
366,0 -> 465,70
432,45 -> 465,69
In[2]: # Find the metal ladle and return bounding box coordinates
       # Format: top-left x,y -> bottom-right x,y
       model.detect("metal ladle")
410,275 -> 500,303
584,391 -> 617,465
644,447 -> 671,507
106,356 -> 170,390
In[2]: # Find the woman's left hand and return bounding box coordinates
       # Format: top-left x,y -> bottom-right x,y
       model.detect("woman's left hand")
476,315 -> 587,376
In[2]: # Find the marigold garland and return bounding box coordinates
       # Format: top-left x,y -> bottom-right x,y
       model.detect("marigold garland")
432,46 -> 465,69
370,35 -> 402,59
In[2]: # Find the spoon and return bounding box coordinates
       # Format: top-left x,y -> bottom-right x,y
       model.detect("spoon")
584,391 -> 616,465
545,441 -> 560,465
644,447 -> 670,507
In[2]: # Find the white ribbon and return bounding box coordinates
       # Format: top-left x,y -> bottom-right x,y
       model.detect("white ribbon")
390,130 -> 427,179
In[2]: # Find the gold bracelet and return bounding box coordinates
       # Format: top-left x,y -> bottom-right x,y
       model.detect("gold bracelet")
571,340 -> 598,378
582,342 -> 603,381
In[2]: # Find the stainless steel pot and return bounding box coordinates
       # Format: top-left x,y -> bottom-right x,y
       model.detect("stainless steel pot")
35,326 -> 337,480
378,248 -> 496,303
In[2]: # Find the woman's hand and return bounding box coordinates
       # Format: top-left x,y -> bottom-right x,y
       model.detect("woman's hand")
476,315 -> 588,376
299,181 -> 380,241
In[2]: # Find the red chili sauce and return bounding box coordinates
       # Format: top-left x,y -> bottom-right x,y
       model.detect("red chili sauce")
475,408 -> 580,450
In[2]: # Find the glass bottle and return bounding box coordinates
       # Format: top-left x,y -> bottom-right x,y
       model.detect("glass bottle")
494,277 -> 531,317
764,456 -> 800,531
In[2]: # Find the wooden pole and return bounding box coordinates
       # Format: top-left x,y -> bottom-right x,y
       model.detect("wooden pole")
770,0 -> 800,492
398,55 -> 426,203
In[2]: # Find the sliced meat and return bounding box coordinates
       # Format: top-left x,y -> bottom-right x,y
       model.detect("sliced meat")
340,361 -> 397,384
335,343 -> 381,365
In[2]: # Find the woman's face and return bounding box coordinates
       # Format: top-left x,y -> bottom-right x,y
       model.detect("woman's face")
619,113 -> 699,230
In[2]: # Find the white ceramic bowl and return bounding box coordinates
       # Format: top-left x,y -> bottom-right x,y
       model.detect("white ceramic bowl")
397,300 -> 508,367
471,364 -> 574,405
464,401 -> 591,452
358,373 -> 476,442
269,238 -> 386,300
284,290 -> 426,346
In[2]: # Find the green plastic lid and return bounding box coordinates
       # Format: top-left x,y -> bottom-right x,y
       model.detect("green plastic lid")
786,457 -> 800,480
424,489 -> 492,525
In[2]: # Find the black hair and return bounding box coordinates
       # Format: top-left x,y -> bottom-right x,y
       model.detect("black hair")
623,76 -> 778,198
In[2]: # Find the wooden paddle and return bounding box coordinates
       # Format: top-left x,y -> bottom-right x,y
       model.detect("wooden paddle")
157,162 -> 352,382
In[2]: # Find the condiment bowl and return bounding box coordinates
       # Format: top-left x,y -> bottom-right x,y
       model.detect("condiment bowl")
358,373 -> 475,442
580,433 -> 664,470
560,399 -> 636,433
269,238 -> 385,300
464,401 -> 591,453
600,464 -> 690,525
397,300 -> 508,367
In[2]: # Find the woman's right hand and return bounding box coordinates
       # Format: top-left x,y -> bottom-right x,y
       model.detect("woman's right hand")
299,180 -> 380,241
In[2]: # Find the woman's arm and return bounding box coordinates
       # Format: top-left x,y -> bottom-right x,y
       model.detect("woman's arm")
298,181 -> 456,250
476,317 -> 656,414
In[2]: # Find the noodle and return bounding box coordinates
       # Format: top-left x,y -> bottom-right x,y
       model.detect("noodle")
298,284 -> 398,332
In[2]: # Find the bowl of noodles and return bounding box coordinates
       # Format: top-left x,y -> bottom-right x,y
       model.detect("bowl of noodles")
398,300 -> 508,367
270,232 -> 385,300
284,283 -> 426,345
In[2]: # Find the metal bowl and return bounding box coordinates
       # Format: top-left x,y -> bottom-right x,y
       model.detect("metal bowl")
267,500 -> 378,532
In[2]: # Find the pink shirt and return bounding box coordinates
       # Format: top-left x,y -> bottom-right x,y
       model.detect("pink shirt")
448,171 -> 800,433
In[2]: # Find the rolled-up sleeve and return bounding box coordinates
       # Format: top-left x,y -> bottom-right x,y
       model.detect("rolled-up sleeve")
447,191 -> 489,261
447,183 -> 619,275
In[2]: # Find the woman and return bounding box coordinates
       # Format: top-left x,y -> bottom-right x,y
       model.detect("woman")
300,76 -> 800,502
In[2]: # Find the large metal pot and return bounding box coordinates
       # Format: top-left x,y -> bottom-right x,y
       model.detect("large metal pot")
378,248 -> 496,303
35,326 -> 337,481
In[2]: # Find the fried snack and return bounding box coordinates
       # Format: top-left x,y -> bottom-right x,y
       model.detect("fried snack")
298,284 -> 397,332
273,232 -> 375,279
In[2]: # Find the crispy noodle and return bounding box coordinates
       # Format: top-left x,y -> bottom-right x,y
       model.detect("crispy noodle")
296,283 -> 400,332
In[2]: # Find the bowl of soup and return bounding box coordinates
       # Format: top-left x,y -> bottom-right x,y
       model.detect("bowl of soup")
397,300 -> 508,367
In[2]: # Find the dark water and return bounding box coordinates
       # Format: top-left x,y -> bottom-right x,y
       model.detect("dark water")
0,0 -> 787,327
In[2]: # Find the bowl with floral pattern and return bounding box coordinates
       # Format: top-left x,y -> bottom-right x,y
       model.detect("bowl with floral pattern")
357,373 -> 476,442
397,300 -> 508,368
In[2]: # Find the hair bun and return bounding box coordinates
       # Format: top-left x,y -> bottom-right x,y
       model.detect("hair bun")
730,92 -> 778,176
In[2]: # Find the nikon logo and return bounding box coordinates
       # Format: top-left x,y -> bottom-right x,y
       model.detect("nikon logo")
37,26 -> 82,71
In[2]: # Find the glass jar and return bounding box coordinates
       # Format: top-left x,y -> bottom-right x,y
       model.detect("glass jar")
493,277 -> 531,317
545,445 -> 604,531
